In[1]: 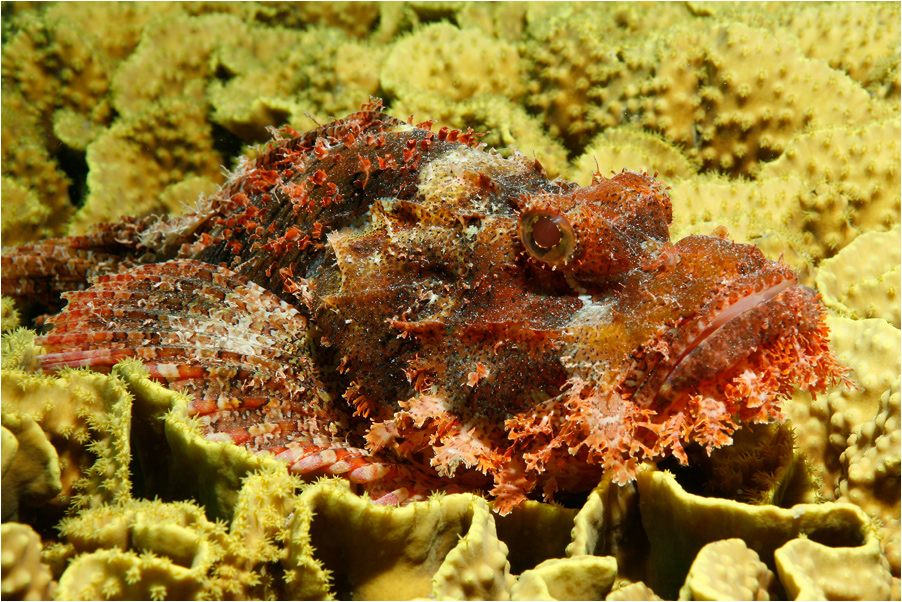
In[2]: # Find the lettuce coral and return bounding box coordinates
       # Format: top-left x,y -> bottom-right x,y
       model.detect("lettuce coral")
282,479 -> 510,601
637,469 -> 892,599
775,535 -> 892,601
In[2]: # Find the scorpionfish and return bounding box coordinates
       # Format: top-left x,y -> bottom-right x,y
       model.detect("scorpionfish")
1,100 -> 848,513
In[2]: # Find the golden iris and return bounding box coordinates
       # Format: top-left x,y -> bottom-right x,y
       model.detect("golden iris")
518,209 -> 576,264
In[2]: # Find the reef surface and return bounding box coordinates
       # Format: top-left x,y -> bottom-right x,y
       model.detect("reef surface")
1,2 -> 899,600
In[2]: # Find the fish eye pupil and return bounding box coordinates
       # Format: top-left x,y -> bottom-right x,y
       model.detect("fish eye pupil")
532,215 -> 563,249
518,209 -> 576,264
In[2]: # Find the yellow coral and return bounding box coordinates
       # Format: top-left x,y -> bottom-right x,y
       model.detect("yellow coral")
0,329 -> 41,372
1,412 -> 62,522
838,377 -> 901,578
455,2 -> 530,42
56,549 -> 205,602
566,471 -> 643,584
668,174 -> 813,274
775,3 -> 901,87
163,394 -> 284,522
760,119 -> 901,258
282,479 -> 509,601
0,298 -> 19,333
58,500 -> 230,572
390,94 -> 571,179
816,226 -> 901,328
572,126 -> 699,186
637,469 -> 882,599
382,23 -> 523,104
1,6 -> 116,146
431,494 -> 511,601
523,3 -> 694,150
581,19 -> 892,177
510,556 -> 617,601
0,365 -> 133,513
0,4 -> 899,598
208,26 -> 384,141
605,581 -> 662,601
56,478 -> 302,600
678,538 -> 774,601
782,315 -> 900,515
269,1 -> 382,39
73,97 -> 224,235
110,13 -> 240,118
824,317 -> 900,454
775,535 -> 893,600
677,422 -> 803,507
1,522 -> 57,600
495,500 -> 577,576
0,91 -> 73,244
864,53 -> 901,108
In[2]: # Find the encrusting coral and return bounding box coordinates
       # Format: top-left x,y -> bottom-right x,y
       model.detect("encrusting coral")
0,522 -> 57,600
763,3 -> 900,89
572,126 -> 699,186
0,90 -> 73,245
522,3 -> 695,151
382,22 -> 523,104
74,97 -> 224,235
510,555 -> 617,601
0,298 -> 19,333
390,93 -> 571,179
1,412 -> 62,522
0,344 -> 134,521
678,538 -> 775,601
759,119 -> 901,260
838,377 -> 901,579
823,318 -> 900,463
1,2 -> 899,600
816,226 -> 901,328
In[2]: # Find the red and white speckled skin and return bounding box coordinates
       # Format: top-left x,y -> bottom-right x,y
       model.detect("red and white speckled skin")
0,101 -> 849,513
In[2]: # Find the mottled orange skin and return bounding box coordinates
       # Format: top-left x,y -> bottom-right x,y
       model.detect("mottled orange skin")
1,103 -> 848,512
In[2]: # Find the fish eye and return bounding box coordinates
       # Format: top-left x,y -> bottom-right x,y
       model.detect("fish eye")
518,209 -> 576,264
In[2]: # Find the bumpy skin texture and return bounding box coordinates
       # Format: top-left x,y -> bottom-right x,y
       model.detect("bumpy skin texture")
0,104 -> 848,513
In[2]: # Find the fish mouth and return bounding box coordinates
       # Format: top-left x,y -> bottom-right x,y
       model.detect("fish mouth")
634,273 -> 811,408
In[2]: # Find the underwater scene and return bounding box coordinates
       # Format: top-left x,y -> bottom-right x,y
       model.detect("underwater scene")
0,2 -> 899,600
